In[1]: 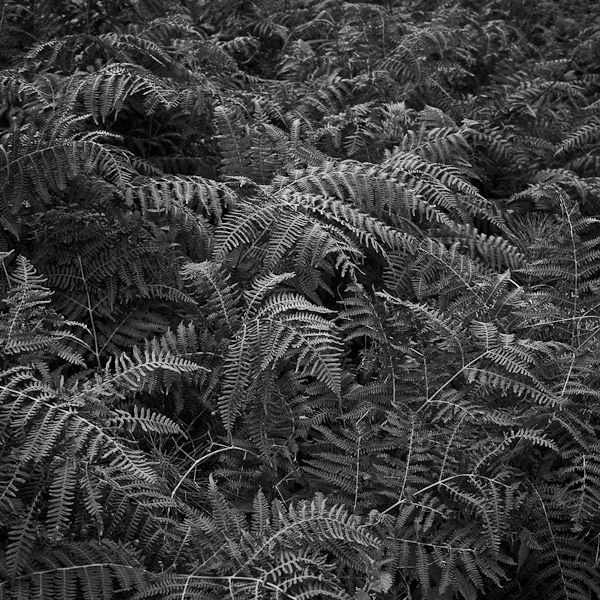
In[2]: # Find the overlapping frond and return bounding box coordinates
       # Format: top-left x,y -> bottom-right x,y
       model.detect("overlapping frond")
3,2 -> 600,600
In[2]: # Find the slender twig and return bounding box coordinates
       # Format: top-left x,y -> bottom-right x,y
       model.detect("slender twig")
171,445 -> 252,497
78,256 -> 101,369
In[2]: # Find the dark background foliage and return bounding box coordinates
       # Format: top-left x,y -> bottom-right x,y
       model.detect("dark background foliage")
1,0 -> 600,599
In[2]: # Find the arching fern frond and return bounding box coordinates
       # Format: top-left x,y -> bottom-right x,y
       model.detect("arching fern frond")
181,260 -> 243,334
139,483 -> 382,600
380,26 -> 460,84
126,175 -> 238,228
382,151 -> 480,198
0,540 -> 149,600
76,63 -> 179,123
0,254 -> 87,367
274,160 -> 454,228
516,484 -> 600,600
213,193 -> 362,296
218,292 -> 342,434
80,345 -> 201,398
398,125 -> 472,168
214,104 -> 254,179
0,123 -> 133,237
0,70 -> 54,114
556,118 -> 600,157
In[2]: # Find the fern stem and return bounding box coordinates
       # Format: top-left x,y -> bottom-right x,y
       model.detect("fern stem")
381,473 -> 509,516
530,485 -> 570,597
170,445 -> 252,498
559,351 -> 576,400
416,349 -> 493,413
353,432 -> 362,513
559,196 -> 581,346
179,574 -> 295,600
398,417 -> 415,502
78,256 -> 101,369
0,563 -> 149,589
0,250 -> 12,288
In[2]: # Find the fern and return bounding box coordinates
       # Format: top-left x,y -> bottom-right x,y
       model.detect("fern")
127,175 -> 237,224
0,540 -> 150,600
274,159 -> 454,227
0,120 -> 133,237
513,484 -> 600,600
135,482 -> 382,600
3,2 -> 600,599
0,259 -> 205,599
0,255 -> 87,366
218,291 -> 342,435
76,63 -> 179,123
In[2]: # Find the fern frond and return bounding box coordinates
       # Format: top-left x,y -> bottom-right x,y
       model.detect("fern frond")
452,224 -> 524,270
1,540 -> 149,600
127,175 -> 237,224
214,104 -> 253,178
399,125 -> 471,167
218,293 -> 342,434
213,194 -> 362,295
303,422 -> 396,510
5,493 -> 41,578
107,405 -> 182,436
518,485 -> 600,600
141,321 -> 218,410
275,160 -> 453,227
77,63 -> 179,123
0,255 -> 87,366
381,26 -> 459,84
383,151 -> 479,198
81,346 -> 201,396
100,31 -> 176,67
181,260 -> 243,333
556,119 -> 600,156
299,194 -> 417,256
45,458 -> 77,545
242,272 -> 296,318
0,70 -> 54,112
213,199 -> 280,260
0,129 -> 134,232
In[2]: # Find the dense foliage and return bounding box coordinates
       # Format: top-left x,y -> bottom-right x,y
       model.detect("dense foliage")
1,0 -> 600,598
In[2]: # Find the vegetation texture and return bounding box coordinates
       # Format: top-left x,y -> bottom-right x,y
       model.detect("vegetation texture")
1,0 -> 600,598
